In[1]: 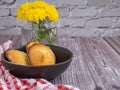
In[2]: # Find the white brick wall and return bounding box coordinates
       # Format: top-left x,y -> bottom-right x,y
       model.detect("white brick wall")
70,7 -> 98,17
87,0 -> 112,6
99,8 -> 120,17
0,0 -> 120,36
0,8 -> 9,17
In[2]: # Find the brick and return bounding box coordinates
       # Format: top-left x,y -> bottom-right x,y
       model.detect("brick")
15,0 -> 26,5
16,20 -> 27,27
1,0 -> 14,4
113,0 -> 120,6
57,27 -> 74,36
87,0 -> 112,6
58,28 -> 105,36
112,29 -> 120,36
0,16 -> 17,28
70,7 -> 97,17
15,0 -> 86,6
0,8 -> 9,17
58,28 -> 120,36
0,25 -> 5,30
11,7 -> 18,16
114,21 -> 120,28
0,1 -> 2,5
100,29 -> 120,36
77,5 -> 87,9
58,19 -> 86,28
99,8 -> 120,17
71,28 -> 105,36
44,0 -> 87,6
86,19 -> 113,28
15,0 -> 30,5
58,7 -> 69,17
0,27 -> 21,35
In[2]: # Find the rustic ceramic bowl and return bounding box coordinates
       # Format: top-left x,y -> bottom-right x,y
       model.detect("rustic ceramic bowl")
1,45 -> 73,80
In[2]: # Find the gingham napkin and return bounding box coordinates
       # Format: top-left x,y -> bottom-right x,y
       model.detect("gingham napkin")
0,40 -> 80,90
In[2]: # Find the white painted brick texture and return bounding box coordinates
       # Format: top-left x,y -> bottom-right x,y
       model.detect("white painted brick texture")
70,7 -> 98,17
0,0 -> 120,36
0,8 -> 9,17
87,0 -> 112,6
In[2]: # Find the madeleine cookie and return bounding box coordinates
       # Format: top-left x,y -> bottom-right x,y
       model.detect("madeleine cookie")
6,50 -> 30,65
28,44 -> 55,66
26,41 -> 40,51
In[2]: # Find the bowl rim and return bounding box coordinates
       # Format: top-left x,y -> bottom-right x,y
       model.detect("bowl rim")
1,45 -> 73,67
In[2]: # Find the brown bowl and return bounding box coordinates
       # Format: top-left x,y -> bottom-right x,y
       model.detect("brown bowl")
1,45 -> 73,80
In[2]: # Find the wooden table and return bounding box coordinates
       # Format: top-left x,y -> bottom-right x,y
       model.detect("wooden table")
0,35 -> 120,90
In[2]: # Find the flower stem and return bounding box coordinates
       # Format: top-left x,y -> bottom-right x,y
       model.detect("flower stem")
31,22 -> 36,41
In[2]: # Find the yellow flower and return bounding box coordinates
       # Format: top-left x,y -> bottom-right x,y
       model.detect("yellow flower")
17,1 -> 59,24
47,5 -> 59,22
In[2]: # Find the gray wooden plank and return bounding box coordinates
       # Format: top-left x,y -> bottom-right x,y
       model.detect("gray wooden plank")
76,37 -> 106,90
108,37 -> 120,47
51,37 -> 96,90
80,37 -> 120,90
104,37 -> 120,55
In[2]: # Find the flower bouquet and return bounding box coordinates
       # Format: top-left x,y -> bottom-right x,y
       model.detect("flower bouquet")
17,0 -> 59,44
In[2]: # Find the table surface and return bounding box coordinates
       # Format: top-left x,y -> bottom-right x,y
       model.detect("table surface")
0,35 -> 120,90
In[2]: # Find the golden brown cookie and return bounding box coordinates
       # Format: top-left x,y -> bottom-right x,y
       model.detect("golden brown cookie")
26,41 -> 40,52
28,44 -> 55,66
6,50 -> 30,65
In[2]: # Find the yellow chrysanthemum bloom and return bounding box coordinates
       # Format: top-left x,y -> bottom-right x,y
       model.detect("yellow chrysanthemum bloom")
17,1 -> 59,24
47,5 -> 59,22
